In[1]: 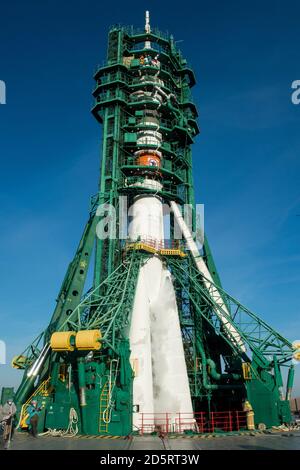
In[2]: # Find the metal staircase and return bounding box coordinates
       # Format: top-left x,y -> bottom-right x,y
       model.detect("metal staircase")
19,377 -> 51,429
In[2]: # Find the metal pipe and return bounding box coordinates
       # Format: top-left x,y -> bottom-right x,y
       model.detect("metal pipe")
206,358 -> 241,381
77,358 -> 87,434
286,365 -> 295,401
26,344 -> 47,377
273,356 -> 284,400
27,344 -> 51,377
15,344 -> 52,412
197,341 -> 243,390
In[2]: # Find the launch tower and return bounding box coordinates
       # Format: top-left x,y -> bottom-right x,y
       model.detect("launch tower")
9,14 -> 299,436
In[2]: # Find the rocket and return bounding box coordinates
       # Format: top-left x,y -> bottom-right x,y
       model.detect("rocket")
128,12 -> 194,431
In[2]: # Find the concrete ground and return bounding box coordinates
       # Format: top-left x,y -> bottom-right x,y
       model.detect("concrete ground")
1,431 -> 300,450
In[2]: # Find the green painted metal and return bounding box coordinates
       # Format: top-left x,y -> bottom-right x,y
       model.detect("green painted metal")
1,387 -> 14,405
202,235 -> 223,288
167,254 -> 294,424
59,250 -> 142,350
287,366 -> 295,391
169,256 -> 294,365
45,207 -> 98,339
14,247 -> 142,434
14,206 -> 98,407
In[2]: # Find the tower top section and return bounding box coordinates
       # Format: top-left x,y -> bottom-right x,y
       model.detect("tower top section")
98,21 -> 196,90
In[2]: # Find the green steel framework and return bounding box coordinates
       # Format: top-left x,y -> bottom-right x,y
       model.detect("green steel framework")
7,23 -> 297,435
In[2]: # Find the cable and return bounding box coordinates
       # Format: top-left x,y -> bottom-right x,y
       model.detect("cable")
40,407 -> 78,437
64,407 -> 79,436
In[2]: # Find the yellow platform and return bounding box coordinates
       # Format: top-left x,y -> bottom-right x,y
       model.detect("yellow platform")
127,242 -> 186,258
159,248 -> 186,258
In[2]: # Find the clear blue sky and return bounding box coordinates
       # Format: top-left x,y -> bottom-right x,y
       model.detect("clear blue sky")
0,0 -> 299,395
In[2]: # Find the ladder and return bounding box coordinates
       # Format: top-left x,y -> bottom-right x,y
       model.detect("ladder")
99,381 -> 109,433
99,359 -> 119,434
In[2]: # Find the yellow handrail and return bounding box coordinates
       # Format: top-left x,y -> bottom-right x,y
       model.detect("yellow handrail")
19,377 -> 51,429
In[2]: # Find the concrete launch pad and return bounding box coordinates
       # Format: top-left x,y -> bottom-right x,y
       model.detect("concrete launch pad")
2,431 -> 300,451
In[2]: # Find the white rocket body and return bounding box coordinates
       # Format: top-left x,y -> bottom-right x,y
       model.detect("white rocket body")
128,197 -> 194,431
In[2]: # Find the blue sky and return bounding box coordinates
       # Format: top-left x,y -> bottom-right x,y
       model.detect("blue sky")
0,0 -> 299,395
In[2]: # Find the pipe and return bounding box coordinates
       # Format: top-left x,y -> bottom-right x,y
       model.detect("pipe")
27,344 -> 51,377
15,376 -> 36,408
77,358 -> 87,434
286,365 -> 295,401
273,356 -> 284,400
206,358 -> 240,381
16,344 -> 51,405
197,341 -> 243,390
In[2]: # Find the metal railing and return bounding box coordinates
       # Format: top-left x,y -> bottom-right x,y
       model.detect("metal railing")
126,237 -> 184,251
109,25 -> 171,42
138,411 -> 248,435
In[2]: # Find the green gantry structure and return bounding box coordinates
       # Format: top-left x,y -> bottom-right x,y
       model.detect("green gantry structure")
5,17 -> 298,436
